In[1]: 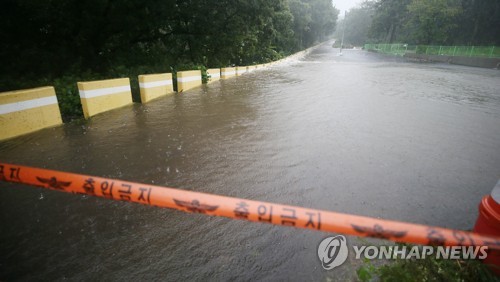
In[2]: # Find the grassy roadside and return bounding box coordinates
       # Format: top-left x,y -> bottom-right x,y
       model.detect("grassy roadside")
356,246 -> 499,281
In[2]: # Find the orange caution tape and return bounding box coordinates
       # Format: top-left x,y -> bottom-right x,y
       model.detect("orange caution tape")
1,162 -> 499,249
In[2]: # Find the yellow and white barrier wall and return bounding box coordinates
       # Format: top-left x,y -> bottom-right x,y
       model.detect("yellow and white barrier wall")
138,73 -> 174,103
221,67 -> 236,79
177,70 -> 202,92
0,86 -> 62,140
248,66 -> 257,73
236,66 -> 246,76
78,78 -> 132,119
206,68 -> 220,83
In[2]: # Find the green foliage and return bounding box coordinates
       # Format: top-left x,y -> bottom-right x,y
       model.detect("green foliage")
357,246 -> 499,282
52,76 -> 84,122
335,1 -> 376,46
0,0 -> 339,81
199,66 -> 209,84
0,0 -> 339,120
456,0 -> 500,45
338,0 -> 500,47
357,258 -> 379,282
369,0 -> 412,43
406,0 -> 462,45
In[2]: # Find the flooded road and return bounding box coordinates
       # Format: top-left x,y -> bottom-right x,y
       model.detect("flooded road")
1,43 -> 500,280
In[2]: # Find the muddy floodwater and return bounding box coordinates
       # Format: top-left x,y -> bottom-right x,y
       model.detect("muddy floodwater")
1,43 -> 500,280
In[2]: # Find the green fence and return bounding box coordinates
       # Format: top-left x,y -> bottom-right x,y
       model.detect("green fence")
364,44 -> 500,58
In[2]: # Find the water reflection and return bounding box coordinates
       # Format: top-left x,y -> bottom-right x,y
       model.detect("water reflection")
1,44 -> 500,280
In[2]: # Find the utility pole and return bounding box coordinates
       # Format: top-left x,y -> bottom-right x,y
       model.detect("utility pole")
339,11 -> 347,56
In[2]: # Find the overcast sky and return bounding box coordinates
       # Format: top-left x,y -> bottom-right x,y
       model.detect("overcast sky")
332,0 -> 363,15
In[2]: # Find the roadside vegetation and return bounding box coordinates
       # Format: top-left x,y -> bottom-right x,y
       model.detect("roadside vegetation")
356,244 -> 499,282
335,0 -> 499,47
0,0 -> 338,121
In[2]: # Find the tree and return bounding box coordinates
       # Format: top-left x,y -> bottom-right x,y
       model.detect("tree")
406,0 -> 462,45
366,0 -> 499,46
369,0 -> 411,43
0,0 -> 339,93
336,1 -> 376,46
309,0 -> 338,42
289,0 -> 313,50
457,0 -> 500,45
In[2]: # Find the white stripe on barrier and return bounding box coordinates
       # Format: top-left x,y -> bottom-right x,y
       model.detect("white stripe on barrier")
0,96 -> 59,115
177,76 -> 201,83
209,73 -> 221,78
221,71 -> 236,76
139,80 -> 172,89
79,85 -> 131,99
